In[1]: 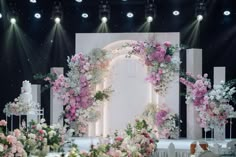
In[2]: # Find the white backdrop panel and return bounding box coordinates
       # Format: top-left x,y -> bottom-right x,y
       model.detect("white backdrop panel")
75,33 -> 180,135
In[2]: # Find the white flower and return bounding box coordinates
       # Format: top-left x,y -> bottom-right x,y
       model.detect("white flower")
36,124 -> 42,130
40,118 -> 46,123
0,144 -> 4,152
28,133 -> 36,139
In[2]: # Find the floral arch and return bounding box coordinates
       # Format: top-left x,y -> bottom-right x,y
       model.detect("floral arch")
50,39 -> 180,136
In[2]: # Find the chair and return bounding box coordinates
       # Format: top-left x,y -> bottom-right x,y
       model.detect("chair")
190,141 -> 208,155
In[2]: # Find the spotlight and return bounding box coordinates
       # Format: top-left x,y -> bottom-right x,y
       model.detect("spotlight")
99,1 -> 110,23
145,1 -> 156,23
75,0 -> 82,2
30,0 -> 37,3
54,17 -> 61,24
0,13 -> 2,19
82,13 -> 88,18
52,2 -> 63,24
173,10 -> 180,16
10,18 -> 16,24
197,14 -> 203,21
34,13 -> 41,19
127,12 -> 134,18
147,16 -> 153,23
224,10 -> 230,16
101,16 -> 108,23
195,1 -> 206,22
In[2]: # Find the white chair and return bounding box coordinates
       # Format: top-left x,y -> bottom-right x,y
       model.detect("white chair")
168,143 -> 175,157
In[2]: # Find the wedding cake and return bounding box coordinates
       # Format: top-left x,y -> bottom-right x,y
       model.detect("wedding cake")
19,80 -> 33,104
4,80 -> 39,115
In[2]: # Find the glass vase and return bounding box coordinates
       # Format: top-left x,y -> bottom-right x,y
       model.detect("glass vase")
213,124 -> 225,141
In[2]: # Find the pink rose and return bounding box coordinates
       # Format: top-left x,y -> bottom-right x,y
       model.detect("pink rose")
164,41 -> 171,47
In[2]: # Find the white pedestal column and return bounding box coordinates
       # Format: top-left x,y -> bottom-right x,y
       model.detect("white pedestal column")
50,67 -> 64,125
88,122 -> 96,137
27,84 -> 41,124
213,67 -> 226,139
186,49 -> 202,139
214,67 -> 226,84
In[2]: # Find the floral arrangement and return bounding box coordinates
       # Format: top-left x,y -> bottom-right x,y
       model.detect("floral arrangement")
155,108 -> 180,139
180,73 -> 236,130
129,41 -> 180,95
18,119 -> 73,156
68,119 -> 158,157
4,98 -> 38,116
141,103 -> 180,139
47,50 -> 111,126
0,120 -> 27,157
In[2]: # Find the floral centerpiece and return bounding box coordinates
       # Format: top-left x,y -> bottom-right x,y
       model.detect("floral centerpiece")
156,107 -> 180,139
129,41 -> 180,95
141,103 -> 180,139
18,119 -> 73,156
68,119 -> 158,157
0,120 -> 27,157
180,73 -> 236,130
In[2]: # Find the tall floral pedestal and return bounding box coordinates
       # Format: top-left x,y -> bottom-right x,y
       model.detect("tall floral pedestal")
213,124 -> 225,141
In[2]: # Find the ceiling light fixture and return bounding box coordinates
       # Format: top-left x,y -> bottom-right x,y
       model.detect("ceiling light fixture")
99,0 -> 110,23
34,13 -> 41,19
52,2 -> 63,24
145,0 -> 156,23
127,12 -> 134,18
195,1 -> 206,22
75,0 -> 83,3
0,13 -> 2,19
30,0 -> 37,3
82,13 -> 88,18
173,10 -> 180,16
223,10 -> 230,16
10,17 -> 16,24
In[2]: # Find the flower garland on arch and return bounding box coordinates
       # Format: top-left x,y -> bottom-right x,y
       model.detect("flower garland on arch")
51,49 -> 111,125
128,41 -> 180,95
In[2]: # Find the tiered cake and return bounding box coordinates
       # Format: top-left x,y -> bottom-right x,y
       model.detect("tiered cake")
19,81 -> 33,104
4,80 -> 38,115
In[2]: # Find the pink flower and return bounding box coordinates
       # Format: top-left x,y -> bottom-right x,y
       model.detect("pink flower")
0,120 -> 7,126
14,129 -> 21,138
165,55 -> 172,62
164,41 -> 172,48
6,135 -> 17,144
